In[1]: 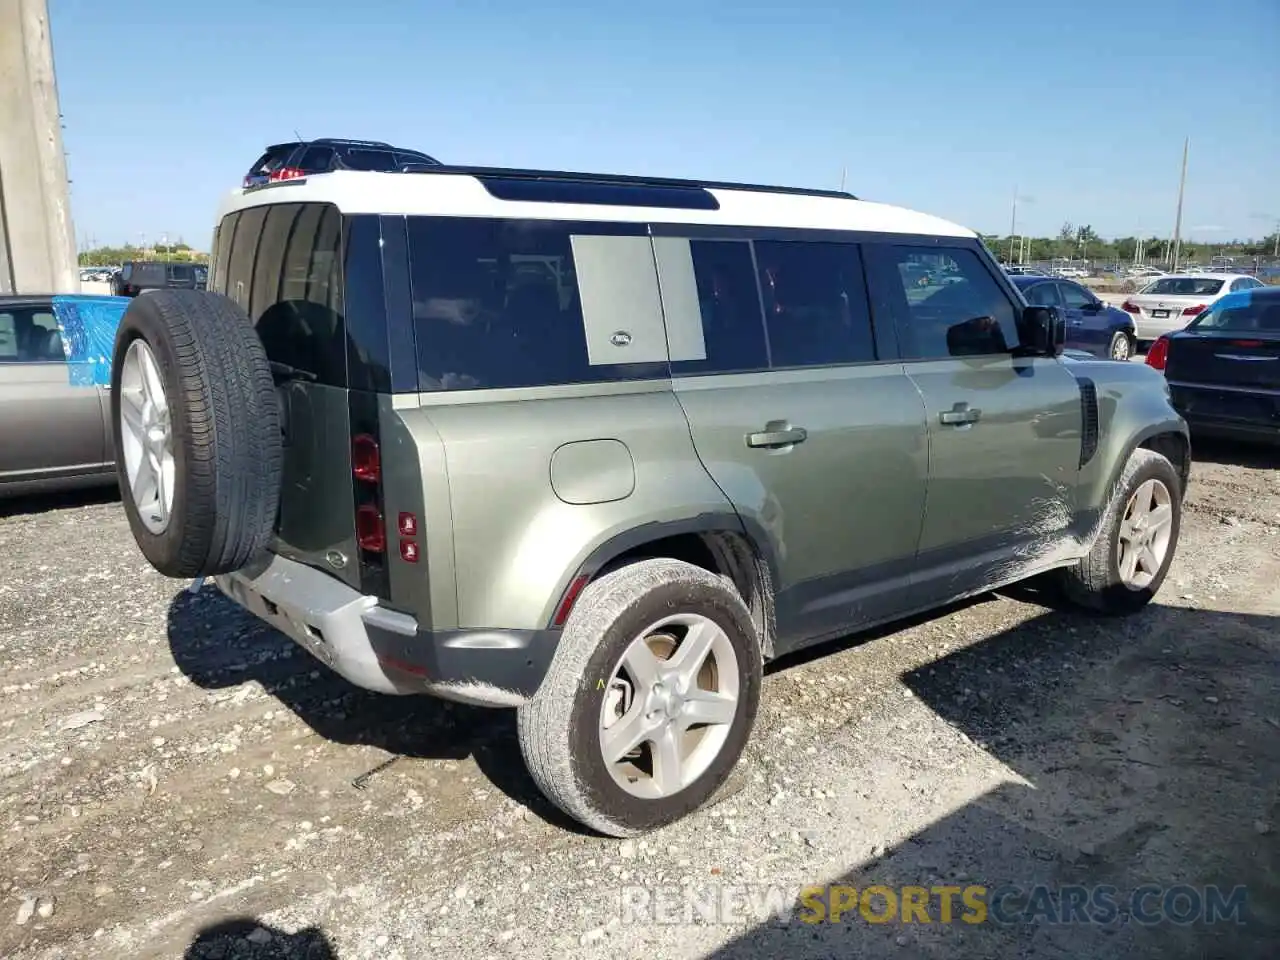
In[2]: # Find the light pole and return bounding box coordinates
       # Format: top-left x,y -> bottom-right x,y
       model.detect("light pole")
1170,137 -> 1189,273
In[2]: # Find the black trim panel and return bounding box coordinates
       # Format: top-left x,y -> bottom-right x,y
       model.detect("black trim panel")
367,623 -> 561,699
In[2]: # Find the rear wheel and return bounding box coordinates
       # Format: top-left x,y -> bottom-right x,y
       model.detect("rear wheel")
1109,330 -> 1134,361
517,558 -> 762,836
110,289 -> 282,578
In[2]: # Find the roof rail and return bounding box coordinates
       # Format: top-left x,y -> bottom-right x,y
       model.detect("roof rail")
403,164 -> 857,201
313,138 -> 394,147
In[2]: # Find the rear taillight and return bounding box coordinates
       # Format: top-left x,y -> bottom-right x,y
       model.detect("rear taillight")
1182,304 -> 1207,316
1146,336 -> 1170,372
352,434 -> 380,483
356,504 -> 386,552
1121,300 -> 1140,313
268,166 -> 305,182
1231,340 -> 1264,348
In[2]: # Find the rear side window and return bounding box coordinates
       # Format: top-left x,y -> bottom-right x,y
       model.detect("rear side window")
219,202 -> 347,386
754,241 -> 875,367
295,145 -> 335,172
666,240 -> 770,376
1058,282 -> 1094,308
872,245 -> 1020,359
405,218 -> 666,391
339,148 -> 398,172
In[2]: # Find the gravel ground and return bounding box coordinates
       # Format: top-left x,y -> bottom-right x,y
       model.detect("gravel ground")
2,440 -> 1278,960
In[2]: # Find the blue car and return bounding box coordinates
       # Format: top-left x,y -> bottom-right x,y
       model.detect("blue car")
1010,275 -> 1137,360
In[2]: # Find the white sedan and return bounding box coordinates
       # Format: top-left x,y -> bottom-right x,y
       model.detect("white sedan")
1121,273 -> 1268,342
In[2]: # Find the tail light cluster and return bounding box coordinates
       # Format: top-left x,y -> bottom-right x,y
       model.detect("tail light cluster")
268,166 -> 306,183
351,433 -> 420,567
1121,300 -> 1139,313
1145,336 -> 1170,372
1182,304 -> 1207,316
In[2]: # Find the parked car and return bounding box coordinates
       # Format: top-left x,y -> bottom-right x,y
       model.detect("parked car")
1121,273 -> 1267,343
1012,275 -> 1138,359
112,261 -> 205,297
0,294 -> 130,496
242,138 -> 441,188
1146,286 -> 1280,445
106,165 -> 1188,837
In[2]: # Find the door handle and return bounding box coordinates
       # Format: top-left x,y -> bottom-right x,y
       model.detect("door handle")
939,402 -> 981,426
746,422 -> 808,448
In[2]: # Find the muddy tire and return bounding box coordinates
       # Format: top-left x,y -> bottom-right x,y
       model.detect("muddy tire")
517,559 -> 762,837
1059,448 -> 1182,615
110,290 -> 281,578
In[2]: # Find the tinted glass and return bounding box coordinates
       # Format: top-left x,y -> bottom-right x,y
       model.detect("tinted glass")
1144,277 -> 1224,296
0,308 -> 63,363
1190,295 -> 1280,332
406,217 -> 663,391
669,240 -> 769,375
295,146 -> 335,172
1020,281 -> 1061,307
880,246 -> 1019,359
339,148 -> 398,172
166,263 -> 195,282
210,213 -> 238,292
754,240 -> 875,367
1058,282 -> 1094,308
223,202 -> 346,385
246,146 -> 295,177
129,263 -> 165,285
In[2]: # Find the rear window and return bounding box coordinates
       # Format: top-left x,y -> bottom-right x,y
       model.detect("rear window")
1143,278 -> 1225,296
166,263 -> 194,281
130,263 -> 165,285
1190,296 -> 1280,332
406,217 -> 667,391
211,202 -> 346,385
247,145 -> 297,177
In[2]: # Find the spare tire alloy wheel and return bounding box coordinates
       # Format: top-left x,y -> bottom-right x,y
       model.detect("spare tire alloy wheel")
110,289 -> 282,579
119,339 -> 175,535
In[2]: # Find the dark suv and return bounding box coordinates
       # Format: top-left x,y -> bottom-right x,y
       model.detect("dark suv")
112,261 -> 204,297
242,138 -> 441,187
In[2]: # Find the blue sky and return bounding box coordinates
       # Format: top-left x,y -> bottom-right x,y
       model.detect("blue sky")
50,0 -> 1278,251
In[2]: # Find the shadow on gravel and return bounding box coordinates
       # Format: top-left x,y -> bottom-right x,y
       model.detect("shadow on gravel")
184,917 -> 337,959
0,481 -> 120,517
164,586 -> 586,832
1191,437 -> 1280,469
706,604 -> 1280,960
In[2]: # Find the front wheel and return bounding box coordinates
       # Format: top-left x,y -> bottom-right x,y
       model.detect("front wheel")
1059,448 -> 1182,615
517,558 -> 762,837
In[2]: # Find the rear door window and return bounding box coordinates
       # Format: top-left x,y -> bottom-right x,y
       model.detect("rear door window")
1058,282 -> 1095,308
753,240 -> 875,367
1021,281 -> 1062,307
0,308 -> 63,363
405,217 -> 666,391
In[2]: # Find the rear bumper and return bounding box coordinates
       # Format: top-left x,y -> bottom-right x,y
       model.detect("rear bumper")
1169,382 -> 1280,446
215,553 -> 560,707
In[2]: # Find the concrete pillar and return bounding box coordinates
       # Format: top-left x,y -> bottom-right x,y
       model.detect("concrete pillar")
0,0 -> 77,295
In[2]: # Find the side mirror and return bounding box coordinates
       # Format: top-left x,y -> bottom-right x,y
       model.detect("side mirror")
1020,305 -> 1065,356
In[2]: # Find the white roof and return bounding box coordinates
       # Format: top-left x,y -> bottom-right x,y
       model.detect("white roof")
214,170 -> 975,239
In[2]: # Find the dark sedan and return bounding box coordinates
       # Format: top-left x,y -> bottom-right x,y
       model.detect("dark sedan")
1011,275 -> 1137,360
1146,286 -> 1280,445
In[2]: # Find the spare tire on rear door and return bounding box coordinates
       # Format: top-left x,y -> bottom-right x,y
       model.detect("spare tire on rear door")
110,289 -> 282,578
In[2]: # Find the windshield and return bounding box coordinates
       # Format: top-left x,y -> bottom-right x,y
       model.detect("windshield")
1142,277 -> 1224,296
1190,296 -> 1280,333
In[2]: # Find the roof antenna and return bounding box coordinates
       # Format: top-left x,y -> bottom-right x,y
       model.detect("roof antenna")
294,128 -> 304,142
839,166 -> 847,193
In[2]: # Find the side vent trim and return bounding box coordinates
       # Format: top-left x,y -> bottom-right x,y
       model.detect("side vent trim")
1078,377 -> 1100,468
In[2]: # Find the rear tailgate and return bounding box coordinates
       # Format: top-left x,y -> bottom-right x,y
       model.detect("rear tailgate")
1167,332 -> 1280,426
